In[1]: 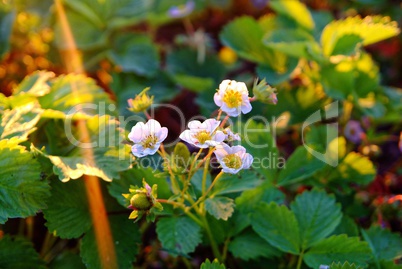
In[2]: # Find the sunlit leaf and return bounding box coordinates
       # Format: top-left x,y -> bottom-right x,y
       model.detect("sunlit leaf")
0,139 -> 50,223
269,0 -> 315,30
32,115 -> 132,182
321,16 -> 400,56
200,259 -> 226,269
329,261 -> 363,269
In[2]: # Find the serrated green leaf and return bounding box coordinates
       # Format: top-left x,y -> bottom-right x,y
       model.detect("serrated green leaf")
200,258 -> 226,269
236,183 -> 285,214
330,261 -> 363,269
331,34 -> 363,56
291,189 -> 342,249
204,196 -> 235,221
269,0 -> 315,30
33,115 -> 132,182
278,146 -> 326,186
110,34 -> 159,77
38,74 -> 114,117
156,216 -> 202,256
251,202 -> 300,254
303,235 -> 372,268
321,16 -> 400,56
256,56 -> 299,85
228,229 -> 282,261
0,103 -> 42,142
0,236 -> 46,269
80,215 -> 141,269
0,139 -> 50,223
43,179 -> 91,238
166,49 -> 224,92
12,71 -> 54,97
361,226 -> 402,262
234,120 -> 279,181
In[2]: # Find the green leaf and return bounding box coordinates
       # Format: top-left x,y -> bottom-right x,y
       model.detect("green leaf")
303,235 -> 372,268
43,179 -> 91,238
0,103 -> 42,142
236,183 -> 285,214
12,71 -> 54,97
38,74 -> 114,117
108,167 -> 172,207
212,170 -> 263,196
109,34 -> 159,77
256,56 -> 299,85
204,196 -> 235,221
251,202 -> 300,254
321,16 -> 400,56
220,16 -> 287,68
291,189 -> 342,249
166,49 -> 224,92
331,34 -> 363,56
361,226 -> 402,262
331,215 -> 359,237
0,236 -> 46,269
269,0 -> 315,30
33,115 -> 132,182
49,251 -> 85,269
234,120 -> 279,181
200,258 -> 226,269
228,229 -> 282,261
0,139 -> 50,223
0,4 -> 15,59
278,146 -> 326,186
330,261 -> 363,269
378,260 -> 402,269
263,28 -> 321,60
80,215 -> 141,269
156,216 -> 202,256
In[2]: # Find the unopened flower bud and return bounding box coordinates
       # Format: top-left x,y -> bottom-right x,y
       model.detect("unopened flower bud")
128,87 -> 154,113
173,142 -> 190,169
130,193 -> 152,211
252,78 -> 277,105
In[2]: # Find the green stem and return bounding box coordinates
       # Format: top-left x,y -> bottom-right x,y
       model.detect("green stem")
201,214 -> 222,261
190,171 -> 224,210
201,149 -> 212,195
296,251 -> 304,269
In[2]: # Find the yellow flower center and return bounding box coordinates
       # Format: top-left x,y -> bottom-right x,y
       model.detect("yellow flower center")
223,154 -> 242,169
194,131 -> 211,144
223,89 -> 242,108
141,135 -> 158,149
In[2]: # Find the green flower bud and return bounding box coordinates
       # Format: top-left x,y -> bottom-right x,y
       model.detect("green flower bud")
252,78 -> 277,104
128,87 -> 154,113
130,193 -> 152,211
173,142 -> 190,169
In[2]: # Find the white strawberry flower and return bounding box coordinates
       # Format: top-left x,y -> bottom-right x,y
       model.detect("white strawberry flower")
214,143 -> 253,174
179,119 -> 225,148
128,119 -> 168,157
214,79 -> 252,117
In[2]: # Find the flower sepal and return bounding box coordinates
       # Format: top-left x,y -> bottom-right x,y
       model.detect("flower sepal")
123,180 -> 163,222
252,78 -> 277,105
